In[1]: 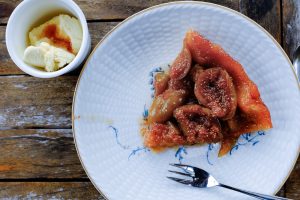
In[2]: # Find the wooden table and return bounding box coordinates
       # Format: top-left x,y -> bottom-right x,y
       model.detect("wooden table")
0,0 -> 299,199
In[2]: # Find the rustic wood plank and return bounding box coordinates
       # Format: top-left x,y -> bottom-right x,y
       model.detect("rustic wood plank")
196,0 -> 239,11
285,158 -> 300,199
0,128 -> 293,192
240,0 -> 281,43
0,0 -> 239,76
282,0 -> 300,59
0,0 -> 299,199
0,25 -> 23,75
280,2 -> 300,196
0,22 -> 118,75
0,182 -> 103,199
0,129 -> 86,179
0,181 -> 288,199
0,0 -> 239,24
0,127 -> 293,193
0,1 -> 15,23
2,0 -> 282,76
0,76 -> 76,129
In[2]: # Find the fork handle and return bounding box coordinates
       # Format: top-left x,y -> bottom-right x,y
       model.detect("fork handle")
218,183 -> 291,200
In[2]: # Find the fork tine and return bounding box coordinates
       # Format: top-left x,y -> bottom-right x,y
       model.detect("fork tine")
167,177 -> 192,185
168,170 -> 192,177
169,163 -> 195,174
170,163 -> 195,168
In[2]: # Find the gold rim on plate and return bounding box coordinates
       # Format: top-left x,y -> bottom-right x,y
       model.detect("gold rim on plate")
72,1 -> 300,199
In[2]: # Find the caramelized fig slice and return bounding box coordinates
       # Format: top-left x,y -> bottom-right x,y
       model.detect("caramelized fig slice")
218,137 -> 238,157
148,89 -> 187,123
190,64 -> 204,82
170,46 -> 192,80
144,122 -> 185,149
154,72 -> 170,96
174,104 -> 222,144
194,67 -> 237,120
168,78 -> 192,92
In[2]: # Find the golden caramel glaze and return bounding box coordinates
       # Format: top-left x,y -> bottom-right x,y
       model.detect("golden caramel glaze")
174,104 -> 222,144
194,67 -> 237,120
154,72 -> 170,97
185,30 -> 272,134
170,46 -> 192,80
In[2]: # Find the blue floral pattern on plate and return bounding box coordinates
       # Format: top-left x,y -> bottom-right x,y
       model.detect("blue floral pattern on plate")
229,130 -> 266,155
108,125 -> 150,159
108,125 -> 130,150
206,130 -> 267,165
110,67 -> 268,164
175,146 -> 188,163
128,146 -> 150,160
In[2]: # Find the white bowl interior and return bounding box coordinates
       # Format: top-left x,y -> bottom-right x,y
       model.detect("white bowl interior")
73,2 -> 300,200
6,0 -> 90,77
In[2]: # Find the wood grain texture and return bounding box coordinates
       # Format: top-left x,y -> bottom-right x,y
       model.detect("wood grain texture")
0,1 -> 15,22
0,22 -> 118,75
0,76 -> 77,129
0,1 -> 281,75
240,0 -> 281,43
0,129 -> 86,179
0,0 -> 299,198
0,182 -> 103,199
0,182 -> 287,199
282,0 -> 300,59
0,26 -> 22,75
285,159 -> 300,199
0,128 -> 291,194
0,0 -> 239,24
274,1 -> 300,196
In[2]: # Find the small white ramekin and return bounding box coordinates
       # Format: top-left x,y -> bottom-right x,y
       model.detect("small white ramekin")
6,0 -> 91,78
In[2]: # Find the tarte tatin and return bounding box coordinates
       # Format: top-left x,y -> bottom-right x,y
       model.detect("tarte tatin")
143,30 -> 272,156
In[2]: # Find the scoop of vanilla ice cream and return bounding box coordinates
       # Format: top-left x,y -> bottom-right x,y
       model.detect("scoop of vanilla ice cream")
44,47 -> 57,72
29,14 -> 82,54
24,42 -> 75,72
23,46 -> 48,68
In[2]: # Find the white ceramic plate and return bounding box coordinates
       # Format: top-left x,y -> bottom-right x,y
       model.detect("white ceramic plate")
73,2 -> 300,200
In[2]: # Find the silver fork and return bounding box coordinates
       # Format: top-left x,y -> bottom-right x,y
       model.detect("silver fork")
168,163 -> 291,200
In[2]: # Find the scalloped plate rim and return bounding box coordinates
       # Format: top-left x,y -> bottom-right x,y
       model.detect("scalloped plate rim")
72,1 -> 300,200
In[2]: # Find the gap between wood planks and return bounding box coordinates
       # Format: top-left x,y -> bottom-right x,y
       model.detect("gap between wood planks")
0,178 -> 89,182
0,182 -> 104,199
